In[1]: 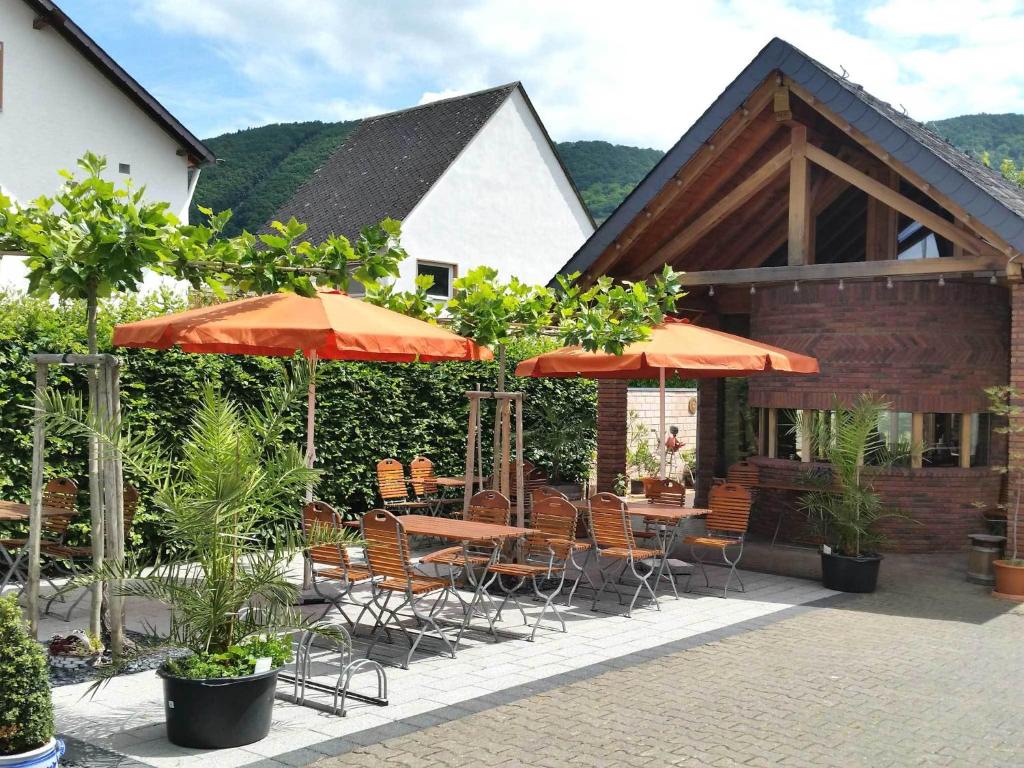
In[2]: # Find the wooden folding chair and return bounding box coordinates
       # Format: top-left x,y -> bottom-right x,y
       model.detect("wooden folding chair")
409,456 -> 461,517
587,492 -> 662,617
529,487 -> 598,604
486,497 -> 575,641
302,501 -> 378,631
2,479 -> 78,596
44,482 -> 138,620
361,509 -> 456,668
684,483 -> 752,598
376,459 -> 431,515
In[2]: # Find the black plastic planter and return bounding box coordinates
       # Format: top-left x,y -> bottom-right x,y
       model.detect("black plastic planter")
821,551 -> 882,593
158,666 -> 279,749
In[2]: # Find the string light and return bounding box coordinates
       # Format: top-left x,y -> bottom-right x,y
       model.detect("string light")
838,279 -> 845,291
990,273 -> 998,285
886,276 -> 893,289
709,285 -> 715,296
793,281 -> 800,293
938,274 -> 945,287
750,284 -> 756,295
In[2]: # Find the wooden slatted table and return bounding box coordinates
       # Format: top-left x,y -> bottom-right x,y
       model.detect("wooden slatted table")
433,476 -> 487,488
399,514 -> 536,541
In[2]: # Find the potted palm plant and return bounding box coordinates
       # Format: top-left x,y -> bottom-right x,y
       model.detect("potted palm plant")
985,386 -> 1024,600
45,371 -> 347,749
0,595 -> 64,767
798,394 -> 906,593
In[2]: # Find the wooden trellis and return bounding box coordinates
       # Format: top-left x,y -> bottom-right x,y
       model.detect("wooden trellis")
26,353 -> 126,656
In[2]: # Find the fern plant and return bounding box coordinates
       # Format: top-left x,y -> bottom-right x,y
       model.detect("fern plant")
797,394 -> 906,557
0,595 -> 54,755
41,366 -> 348,669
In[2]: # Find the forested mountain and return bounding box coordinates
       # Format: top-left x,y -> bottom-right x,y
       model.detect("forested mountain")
192,111 -> 1024,236
929,113 -> 1024,168
192,123 -> 664,232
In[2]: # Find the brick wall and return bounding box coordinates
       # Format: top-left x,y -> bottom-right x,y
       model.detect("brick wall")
749,281 -> 1009,413
626,387 -> 697,477
1009,284 -> 1024,557
596,380 -> 628,492
749,457 -> 1002,552
695,378 -> 721,507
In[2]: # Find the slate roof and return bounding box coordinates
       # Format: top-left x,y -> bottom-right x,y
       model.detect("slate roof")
269,83 -> 520,242
561,37 -> 1024,277
21,0 -> 215,165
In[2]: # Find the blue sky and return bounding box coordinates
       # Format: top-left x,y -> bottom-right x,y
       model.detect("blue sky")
60,0 -> 1024,148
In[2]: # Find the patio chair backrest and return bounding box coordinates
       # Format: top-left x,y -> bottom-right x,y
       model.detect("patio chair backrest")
42,478 -> 78,538
532,485 -> 567,504
726,461 -> 759,492
588,492 -> 635,550
526,496 -> 577,560
708,483 -> 753,535
643,477 -> 686,507
409,456 -> 439,497
376,459 -> 410,502
465,490 -> 510,526
361,508 -> 412,581
302,501 -> 352,569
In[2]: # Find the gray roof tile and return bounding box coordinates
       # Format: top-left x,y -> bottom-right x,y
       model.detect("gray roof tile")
268,83 -> 519,242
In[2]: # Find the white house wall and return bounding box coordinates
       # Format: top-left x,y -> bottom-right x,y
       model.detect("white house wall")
0,1 -> 196,286
395,88 -> 593,292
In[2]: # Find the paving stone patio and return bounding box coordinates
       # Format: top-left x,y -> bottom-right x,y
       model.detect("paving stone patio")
40,550 -> 837,767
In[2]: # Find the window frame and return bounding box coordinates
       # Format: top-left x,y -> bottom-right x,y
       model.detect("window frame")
416,260 -> 456,301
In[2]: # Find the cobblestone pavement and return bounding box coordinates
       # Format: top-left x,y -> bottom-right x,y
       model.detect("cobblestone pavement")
315,556 -> 1024,768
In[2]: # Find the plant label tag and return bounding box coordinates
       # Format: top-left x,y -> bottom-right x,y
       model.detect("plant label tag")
254,657 -> 272,674
822,545 -> 832,555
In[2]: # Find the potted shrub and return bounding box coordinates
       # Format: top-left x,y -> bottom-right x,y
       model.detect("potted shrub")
46,374 -> 346,749
0,595 -> 65,767
985,386 -> 1024,600
798,395 -> 906,593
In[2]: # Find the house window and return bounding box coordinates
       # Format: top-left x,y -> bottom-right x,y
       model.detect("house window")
970,413 -> 992,468
922,413 -> 961,467
775,409 -> 803,461
118,163 -> 131,175
417,261 -> 455,299
868,410 -> 913,466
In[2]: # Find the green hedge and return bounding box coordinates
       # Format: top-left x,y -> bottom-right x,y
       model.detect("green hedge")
0,292 -> 596,560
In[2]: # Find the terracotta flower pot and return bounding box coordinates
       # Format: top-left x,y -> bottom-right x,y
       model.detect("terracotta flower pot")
992,559 -> 1024,601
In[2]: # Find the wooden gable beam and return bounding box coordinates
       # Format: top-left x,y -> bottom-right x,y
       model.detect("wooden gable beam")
630,145 -> 793,277
804,144 -> 1005,260
865,164 -> 899,260
582,78 -> 779,280
788,125 -> 813,265
784,77 -> 1018,260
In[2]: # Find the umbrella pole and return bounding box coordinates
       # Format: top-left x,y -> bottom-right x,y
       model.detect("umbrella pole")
303,352 -> 317,591
658,367 -> 667,479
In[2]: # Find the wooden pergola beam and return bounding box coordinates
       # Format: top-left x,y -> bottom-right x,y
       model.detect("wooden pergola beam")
788,125 -> 813,266
631,145 -> 793,277
785,77 -> 1018,260
804,144 -> 1003,259
584,79 -> 778,280
677,253 -> 1005,287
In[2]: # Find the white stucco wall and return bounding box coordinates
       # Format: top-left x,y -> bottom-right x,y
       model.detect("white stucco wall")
0,1 -> 197,286
394,88 -> 593,292
627,387 -> 698,478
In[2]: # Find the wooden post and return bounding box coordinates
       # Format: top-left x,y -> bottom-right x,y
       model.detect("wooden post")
514,394 -> 525,530
463,396 -> 478,517
767,408 -> 778,458
499,399 -> 511,498
865,166 -> 899,261
960,413 -> 972,469
911,413 -> 924,468
800,410 -> 813,462
658,367 -> 667,478
491,344 -> 506,491
87,362 -> 104,639
104,360 -> 126,658
788,125 -> 813,266
26,361 -> 48,639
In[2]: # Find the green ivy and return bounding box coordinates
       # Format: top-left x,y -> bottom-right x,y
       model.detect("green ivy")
0,293 -> 596,561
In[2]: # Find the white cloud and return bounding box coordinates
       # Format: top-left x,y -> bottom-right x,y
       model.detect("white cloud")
135,0 -> 1024,148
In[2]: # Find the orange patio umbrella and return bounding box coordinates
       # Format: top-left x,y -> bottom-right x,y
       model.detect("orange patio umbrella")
114,289 -> 491,483
515,317 -> 817,476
